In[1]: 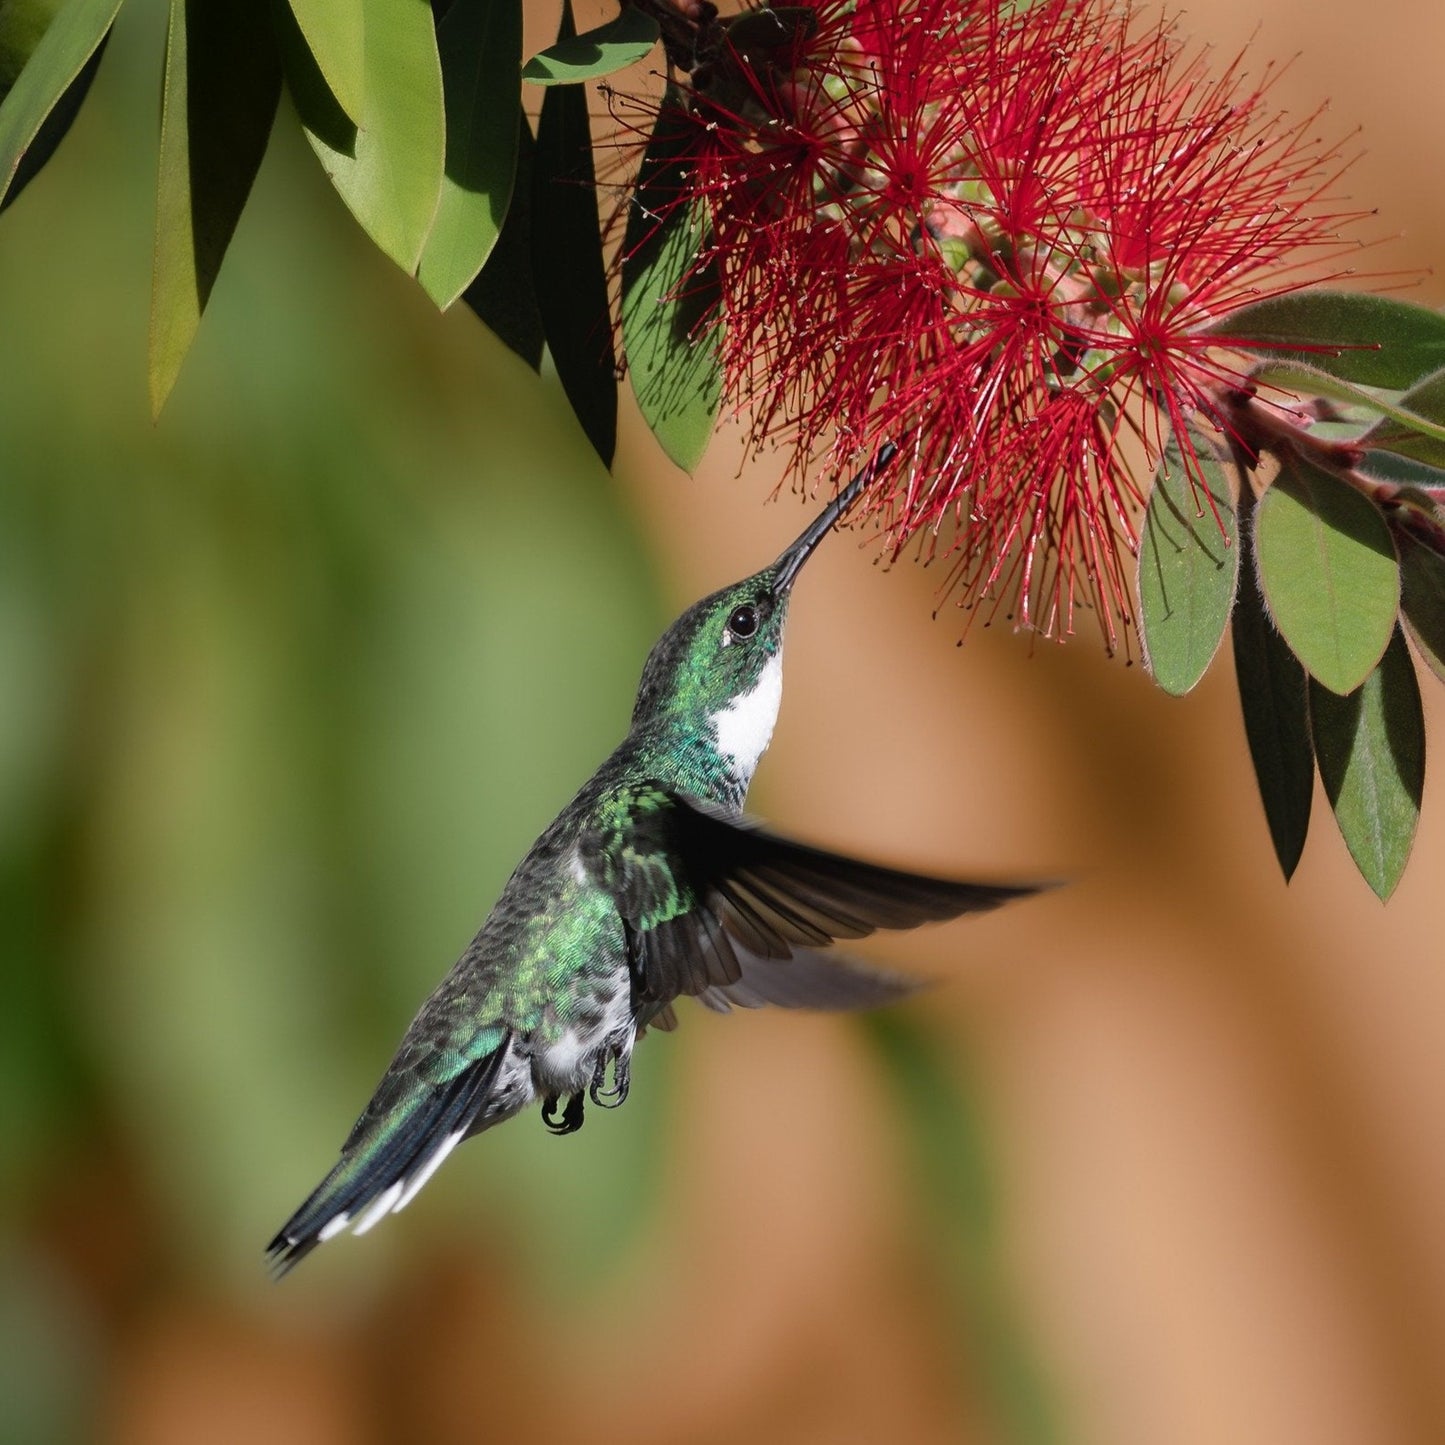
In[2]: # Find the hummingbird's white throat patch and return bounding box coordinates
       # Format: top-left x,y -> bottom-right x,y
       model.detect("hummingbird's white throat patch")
711,650 -> 783,779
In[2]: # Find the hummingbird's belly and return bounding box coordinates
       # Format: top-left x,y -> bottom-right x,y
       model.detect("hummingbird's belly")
530,975 -> 634,1095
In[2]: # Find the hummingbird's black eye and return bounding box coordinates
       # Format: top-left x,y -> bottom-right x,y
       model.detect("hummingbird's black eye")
727,604 -> 759,639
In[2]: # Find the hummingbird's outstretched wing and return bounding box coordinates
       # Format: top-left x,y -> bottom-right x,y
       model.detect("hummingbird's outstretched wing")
590,787 -> 1041,1007
695,944 -> 924,1013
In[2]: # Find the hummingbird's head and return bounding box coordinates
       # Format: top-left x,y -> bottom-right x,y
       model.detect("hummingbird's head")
630,447 -> 894,781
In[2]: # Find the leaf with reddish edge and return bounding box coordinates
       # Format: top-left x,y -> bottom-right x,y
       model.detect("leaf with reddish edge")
1138,422 -> 1238,695
0,0 -> 120,209
1361,455 -> 1445,498
521,7 -> 658,85
284,0 -> 364,124
1399,532 -> 1445,684
1360,368 -> 1445,471
533,0 -> 615,467
150,0 -> 281,418
417,0 -> 522,310
1210,291 -> 1445,390
283,0 -> 444,276
1309,628 -> 1424,900
462,116 -> 544,372
621,93 -> 721,474
1255,453 -> 1399,695
1251,362 -> 1445,451
1232,492 -> 1314,881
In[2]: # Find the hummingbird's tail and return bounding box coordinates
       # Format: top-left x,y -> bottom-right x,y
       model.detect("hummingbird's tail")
266,1035 -> 514,1277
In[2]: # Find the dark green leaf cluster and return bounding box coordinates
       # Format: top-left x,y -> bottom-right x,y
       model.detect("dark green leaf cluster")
1139,292 -> 1445,897
0,0 -> 693,463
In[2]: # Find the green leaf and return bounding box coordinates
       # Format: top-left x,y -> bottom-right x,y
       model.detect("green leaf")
1359,368 -> 1445,470
621,95 -> 721,473
416,0 -> 521,310
1360,451 -> 1445,493
1232,500 -> 1314,881
150,0 -> 281,418
1398,533 -> 1445,683
521,7 -> 659,85
1309,629 -> 1424,899
0,0 -> 120,209
462,116 -> 544,371
1254,454 -> 1399,694
1210,291 -> 1445,389
284,0 -> 364,123
1137,424 -> 1238,695
533,0 -> 615,466
1250,361 -> 1445,451
284,0 -> 445,274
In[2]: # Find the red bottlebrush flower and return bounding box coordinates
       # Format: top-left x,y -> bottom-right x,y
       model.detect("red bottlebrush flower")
631,0 -> 1367,648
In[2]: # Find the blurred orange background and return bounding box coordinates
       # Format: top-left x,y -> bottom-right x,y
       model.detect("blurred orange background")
2,1 -> 1444,1443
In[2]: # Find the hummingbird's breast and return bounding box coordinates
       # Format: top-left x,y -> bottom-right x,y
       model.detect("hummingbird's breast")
708,649 -> 783,788
531,970 -> 634,1096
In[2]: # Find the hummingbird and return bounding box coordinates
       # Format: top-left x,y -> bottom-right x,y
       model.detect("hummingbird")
267,446 -> 1039,1274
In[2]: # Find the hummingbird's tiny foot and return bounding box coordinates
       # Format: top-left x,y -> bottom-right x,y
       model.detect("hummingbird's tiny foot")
589,1050 -> 630,1109
542,1091 -> 586,1136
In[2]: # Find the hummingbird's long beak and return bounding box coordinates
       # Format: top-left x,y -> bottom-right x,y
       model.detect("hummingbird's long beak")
770,442 -> 899,597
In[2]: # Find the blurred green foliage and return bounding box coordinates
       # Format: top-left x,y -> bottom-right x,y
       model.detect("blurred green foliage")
0,0 -> 668,1335
0,6 -> 1055,1442
868,1013 -> 1057,1445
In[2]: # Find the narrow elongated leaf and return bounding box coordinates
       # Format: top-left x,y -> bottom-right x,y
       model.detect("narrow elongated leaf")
533,0 -> 615,466
1398,533 -> 1445,683
521,8 -> 659,84
1310,629 -> 1424,899
1396,368 -> 1445,427
1254,454 -> 1399,695
285,0 -> 364,123
285,0 -> 445,274
1360,368 -> 1445,470
2,39 -> 103,210
463,116 -> 544,370
1232,500 -> 1314,880
1137,425 -> 1238,695
1360,451 -> 1445,493
416,0 -> 521,309
1210,291 -> 1445,389
150,0 -> 281,417
621,95 -> 721,473
1251,362 -> 1445,449
0,0 -> 120,208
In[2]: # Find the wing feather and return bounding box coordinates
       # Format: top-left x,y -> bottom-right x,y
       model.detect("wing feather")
698,946 -> 922,1012
587,786 -> 1044,1008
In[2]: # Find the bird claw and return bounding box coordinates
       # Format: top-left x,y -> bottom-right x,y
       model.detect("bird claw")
541,1042 -> 630,1131
542,1091 -> 586,1136
589,1049 -> 630,1109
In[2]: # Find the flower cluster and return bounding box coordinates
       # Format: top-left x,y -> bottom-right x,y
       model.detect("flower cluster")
641,0 -> 1364,646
